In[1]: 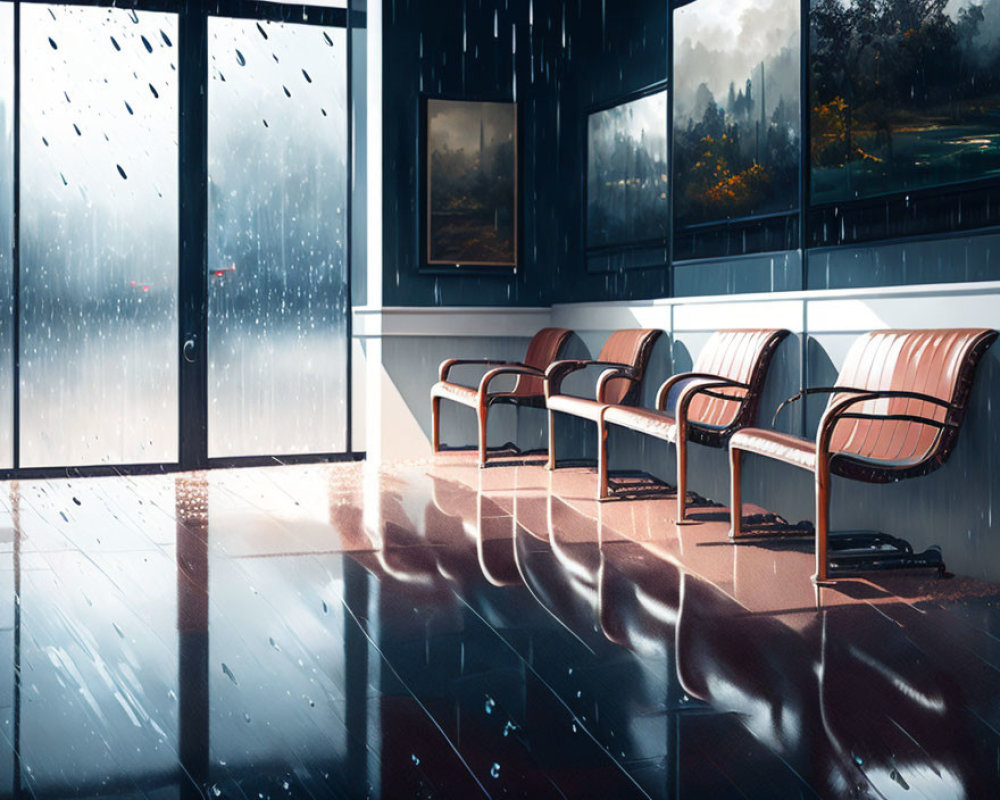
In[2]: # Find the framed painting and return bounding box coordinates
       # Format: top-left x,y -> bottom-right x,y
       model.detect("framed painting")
421,97 -> 518,272
584,85 -> 669,272
810,0 -> 1000,206
672,0 -> 800,228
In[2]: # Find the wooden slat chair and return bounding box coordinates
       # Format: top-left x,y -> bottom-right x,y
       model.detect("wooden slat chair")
431,327 -> 572,467
544,328 -> 663,469
729,328 -> 998,583
600,329 -> 790,520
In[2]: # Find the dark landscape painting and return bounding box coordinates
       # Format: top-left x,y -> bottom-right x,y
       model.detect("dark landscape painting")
811,0 -> 1000,204
426,99 -> 517,267
673,0 -> 801,227
586,90 -> 668,250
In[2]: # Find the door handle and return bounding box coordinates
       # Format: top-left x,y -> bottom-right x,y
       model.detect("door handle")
183,335 -> 198,364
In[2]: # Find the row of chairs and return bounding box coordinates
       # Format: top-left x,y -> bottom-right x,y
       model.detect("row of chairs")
430,326 -> 997,583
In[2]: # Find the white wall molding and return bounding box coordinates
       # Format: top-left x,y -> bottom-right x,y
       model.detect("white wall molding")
353,305 -> 551,338
353,280 -> 1000,341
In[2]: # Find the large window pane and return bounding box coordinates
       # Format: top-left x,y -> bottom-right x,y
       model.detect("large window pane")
207,19 -> 348,458
20,5 -> 179,467
0,3 -> 11,469
810,0 -> 1000,204
673,0 -> 801,226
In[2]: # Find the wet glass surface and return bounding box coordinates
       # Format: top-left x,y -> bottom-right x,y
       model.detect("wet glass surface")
207,18 -> 349,458
0,3 -> 11,468
2,458 -> 1000,798
586,90 -> 669,251
811,0 -> 1000,204
673,0 -> 800,226
19,5 -> 179,467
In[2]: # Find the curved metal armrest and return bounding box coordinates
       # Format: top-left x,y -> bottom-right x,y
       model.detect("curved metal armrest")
817,390 -> 958,454
596,366 -> 639,402
439,358 -> 530,382
478,364 -> 545,396
656,373 -> 749,411
771,385 -> 954,427
545,359 -> 634,399
674,379 -> 751,436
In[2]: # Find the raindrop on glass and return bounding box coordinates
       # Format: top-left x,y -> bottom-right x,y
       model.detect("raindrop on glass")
125,101 -> 134,115
110,36 -> 121,51
257,23 -> 268,40
490,763 -> 500,779
48,37 -> 58,50
302,69 -> 312,84
149,83 -> 159,98
323,31 -> 334,47
484,696 -> 495,715
141,35 -> 153,54
161,30 -> 173,47
235,49 -> 246,67
221,662 -> 238,685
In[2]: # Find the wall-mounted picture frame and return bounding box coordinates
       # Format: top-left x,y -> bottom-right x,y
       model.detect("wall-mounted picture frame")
584,84 -> 669,273
420,97 -> 518,273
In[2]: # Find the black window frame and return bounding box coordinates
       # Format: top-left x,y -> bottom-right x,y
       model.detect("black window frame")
0,0 -> 362,479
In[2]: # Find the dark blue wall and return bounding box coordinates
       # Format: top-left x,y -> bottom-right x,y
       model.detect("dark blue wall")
383,0 -> 563,307
382,0 -> 1000,308
382,0 -> 671,307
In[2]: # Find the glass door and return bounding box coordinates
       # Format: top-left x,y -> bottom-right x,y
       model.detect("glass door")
0,0 -> 353,473
19,3 -> 179,468
206,16 -> 349,459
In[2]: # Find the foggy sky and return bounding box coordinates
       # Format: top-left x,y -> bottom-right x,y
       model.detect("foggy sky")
428,99 -> 515,155
673,0 -> 800,123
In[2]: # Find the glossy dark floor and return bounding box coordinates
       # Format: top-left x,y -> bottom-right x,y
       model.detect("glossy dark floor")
1,455 -> 1000,799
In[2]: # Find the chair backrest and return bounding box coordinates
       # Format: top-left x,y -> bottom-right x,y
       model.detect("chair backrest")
597,329 -> 663,405
686,329 -> 791,432
828,329 -> 997,478
514,327 -> 572,396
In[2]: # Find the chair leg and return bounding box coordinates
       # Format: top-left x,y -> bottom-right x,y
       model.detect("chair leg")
431,396 -> 441,453
676,436 -> 688,521
546,410 -> 557,470
598,420 -> 609,500
814,463 -> 831,584
477,401 -> 489,468
729,446 -> 742,537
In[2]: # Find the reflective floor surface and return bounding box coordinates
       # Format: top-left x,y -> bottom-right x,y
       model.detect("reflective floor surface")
1,454 -> 999,798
